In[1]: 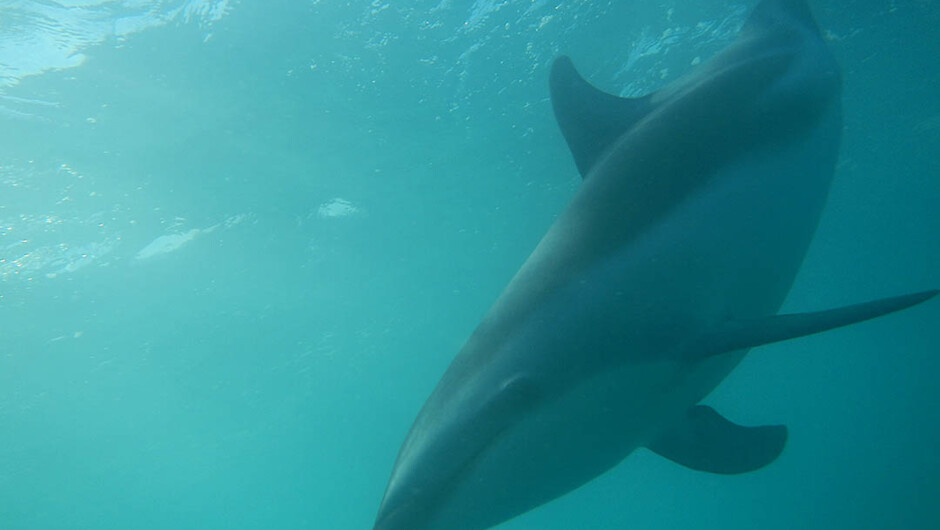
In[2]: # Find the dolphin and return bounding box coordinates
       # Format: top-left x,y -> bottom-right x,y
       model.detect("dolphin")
372,1 -> 937,529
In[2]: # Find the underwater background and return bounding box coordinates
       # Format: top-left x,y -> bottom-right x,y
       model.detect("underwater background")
0,1 -> 937,529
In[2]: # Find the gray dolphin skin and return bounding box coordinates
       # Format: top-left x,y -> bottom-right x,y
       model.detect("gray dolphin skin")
372,1 -> 937,529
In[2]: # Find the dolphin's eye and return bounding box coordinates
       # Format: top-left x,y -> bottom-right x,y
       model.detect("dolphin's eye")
496,375 -> 543,414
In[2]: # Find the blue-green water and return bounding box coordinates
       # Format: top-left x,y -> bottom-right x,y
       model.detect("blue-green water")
1,1 -> 937,529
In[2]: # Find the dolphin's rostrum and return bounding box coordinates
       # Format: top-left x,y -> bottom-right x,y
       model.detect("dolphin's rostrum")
372,1 -> 937,529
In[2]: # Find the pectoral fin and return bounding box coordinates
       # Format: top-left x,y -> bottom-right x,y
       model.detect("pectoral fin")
697,289 -> 938,360
647,405 -> 787,474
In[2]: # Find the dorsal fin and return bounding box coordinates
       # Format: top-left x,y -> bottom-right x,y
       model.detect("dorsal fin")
742,0 -> 819,36
549,56 -> 655,179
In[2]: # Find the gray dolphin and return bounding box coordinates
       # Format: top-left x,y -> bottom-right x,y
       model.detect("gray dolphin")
372,1 -> 937,529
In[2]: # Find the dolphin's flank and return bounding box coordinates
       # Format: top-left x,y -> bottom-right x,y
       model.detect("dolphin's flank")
371,1 -> 937,529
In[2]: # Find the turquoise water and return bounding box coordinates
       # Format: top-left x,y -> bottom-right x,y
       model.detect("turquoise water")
1,1 -> 937,529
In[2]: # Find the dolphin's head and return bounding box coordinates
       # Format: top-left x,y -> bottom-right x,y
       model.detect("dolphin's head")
370,431 -> 482,530
372,490 -> 432,530
371,369 -> 549,530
